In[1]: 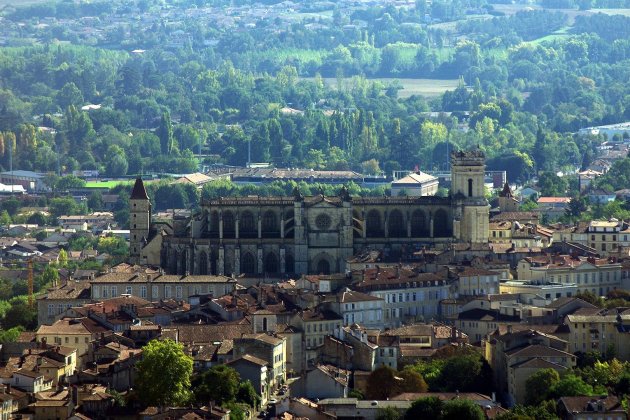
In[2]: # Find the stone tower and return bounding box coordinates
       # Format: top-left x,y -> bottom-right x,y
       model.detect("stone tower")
498,182 -> 520,212
451,149 -> 489,243
129,178 -> 151,264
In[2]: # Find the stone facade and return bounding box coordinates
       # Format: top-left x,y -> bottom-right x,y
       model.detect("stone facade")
132,150 -> 490,275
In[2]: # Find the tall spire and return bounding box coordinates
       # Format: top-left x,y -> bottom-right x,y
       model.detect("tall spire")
130,178 -> 149,200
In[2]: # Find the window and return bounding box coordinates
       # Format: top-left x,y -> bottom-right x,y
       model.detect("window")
58,304 -> 64,314
141,286 -> 147,298
110,286 -> 117,297
152,285 -> 159,298
93,286 -> 100,299
176,286 -> 183,299
75,337 -> 78,344
48,304 -> 54,316
165,285 -> 172,299
126,286 -> 132,295
65,337 -> 69,343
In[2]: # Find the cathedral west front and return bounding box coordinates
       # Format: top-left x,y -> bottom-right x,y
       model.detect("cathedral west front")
129,149 -> 490,276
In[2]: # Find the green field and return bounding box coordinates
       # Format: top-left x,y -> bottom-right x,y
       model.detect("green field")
85,180 -> 133,188
310,77 -> 460,98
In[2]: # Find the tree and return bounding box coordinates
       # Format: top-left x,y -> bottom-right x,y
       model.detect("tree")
58,249 -> 68,267
194,364 -> 240,405
376,406 -> 401,420
157,112 -> 174,155
525,368 -> 560,406
550,374 -> 593,398
366,366 -> 399,400
135,339 -> 193,407
404,396 -> 443,420
398,369 -> 428,393
0,326 -> 23,343
538,172 -> 568,197
441,399 -> 485,420
236,380 -> 260,408
2,303 -> 37,330
41,265 -> 60,287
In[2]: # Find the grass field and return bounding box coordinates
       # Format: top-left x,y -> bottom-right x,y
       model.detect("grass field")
308,77 -> 460,98
85,180 -> 133,188
529,26 -> 571,45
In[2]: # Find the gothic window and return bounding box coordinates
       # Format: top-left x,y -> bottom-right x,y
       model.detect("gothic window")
210,211 -> 219,235
179,250 -> 188,275
223,211 -> 235,238
262,210 -> 279,235
198,251 -> 208,275
240,211 -> 256,237
411,209 -> 427,237
265,253 -> 279,273
434,209 -> 450,237
366,210 -> 382,237
468,178 -> 473,197
317,259 -> 331,274
242,253 -> 256,274
388,209 -> 405,237
285,254 -> 295,273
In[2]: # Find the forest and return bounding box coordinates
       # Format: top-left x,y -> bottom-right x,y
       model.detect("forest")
0,0 -> 628,188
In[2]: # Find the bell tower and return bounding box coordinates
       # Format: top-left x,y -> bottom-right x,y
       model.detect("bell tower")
129,178 -> 151,264
451,149 -> 489,243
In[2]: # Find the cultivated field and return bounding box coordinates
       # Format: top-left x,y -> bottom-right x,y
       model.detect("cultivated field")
312,77 -> 460,98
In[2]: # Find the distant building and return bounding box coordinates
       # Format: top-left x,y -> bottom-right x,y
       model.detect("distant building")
0,170 -> 46,192
390,172 -> 438,197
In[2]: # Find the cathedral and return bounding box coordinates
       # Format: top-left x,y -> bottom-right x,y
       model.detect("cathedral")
129,149 -> 490,275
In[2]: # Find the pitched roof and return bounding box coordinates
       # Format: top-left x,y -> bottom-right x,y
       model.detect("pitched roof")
130,178 -> 149,200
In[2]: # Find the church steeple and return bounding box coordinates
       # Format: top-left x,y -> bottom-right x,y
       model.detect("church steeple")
129,178 -> 151,264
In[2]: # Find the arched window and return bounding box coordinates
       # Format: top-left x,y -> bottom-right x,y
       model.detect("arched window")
210,211 -> 220,237
179,250 -> 188,275
240,211 -> 256,238
262,317 -> 268,332
242,253 -> 256,274
388,209 -> 405,237
198,251 -> 208,275
316,259 -> 331,275
434,209 -> 451,237
468,178 -> 473,197
285,254 -> 295,273
262,211 -> 279,236
265,253 -> 279,273
366,210 -> 382,238
411,209 -> 427,237
223,211 -> 235,238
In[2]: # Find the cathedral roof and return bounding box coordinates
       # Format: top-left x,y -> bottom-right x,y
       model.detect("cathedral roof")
130,178 -> 149,200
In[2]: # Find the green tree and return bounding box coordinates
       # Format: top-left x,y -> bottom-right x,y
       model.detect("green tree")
404,396 -> 443,420
58,249 -> 68,267
538,172 -> 568,197
236,380 -> 260,408
441,399 -> 485,420
194,364 -> 240,405
41,265 -> 60,287
376,406 -> 401,420
549,374 -> 593,398
525,368 -> 560,406
2,303 -> 37,330
0,326 -> 24,343
157,112 -> 174,155
135,339 -> 193,407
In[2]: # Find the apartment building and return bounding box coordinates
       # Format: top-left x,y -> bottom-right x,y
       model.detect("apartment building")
517,255 -> 622,295
565,308 -> 630,358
